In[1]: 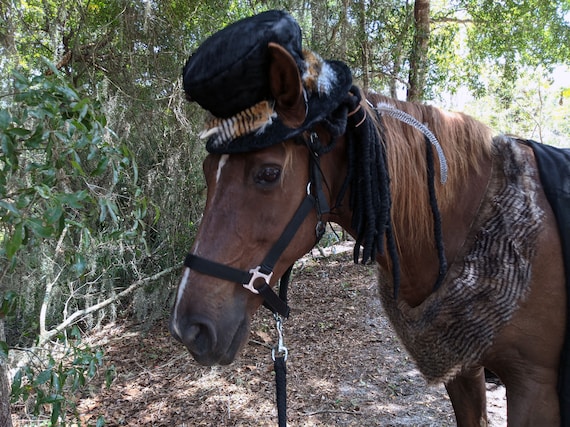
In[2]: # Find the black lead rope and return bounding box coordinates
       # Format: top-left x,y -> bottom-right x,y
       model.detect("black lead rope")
274,354 -> 287,427
273,265 -> 292,427
270,134 -> 331,427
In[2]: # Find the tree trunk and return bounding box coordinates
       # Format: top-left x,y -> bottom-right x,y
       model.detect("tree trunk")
407,0 -> 430,101
338,0 -> 350,60
0,320 -> 13,427
355,0 -> 370,92
310,1 -> 326,53
0,1 -> 17,56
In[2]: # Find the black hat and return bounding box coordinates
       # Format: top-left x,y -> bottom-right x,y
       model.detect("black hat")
183,10 -> 352,154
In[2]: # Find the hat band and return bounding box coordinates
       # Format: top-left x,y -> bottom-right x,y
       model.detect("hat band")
198,49 -> 341,150
199,100 -> 277,148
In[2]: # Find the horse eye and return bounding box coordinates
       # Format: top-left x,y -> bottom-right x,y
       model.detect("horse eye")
254,166 -> 281,185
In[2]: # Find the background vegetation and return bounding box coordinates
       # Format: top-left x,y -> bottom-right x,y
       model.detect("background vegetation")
1,0 -> 569,424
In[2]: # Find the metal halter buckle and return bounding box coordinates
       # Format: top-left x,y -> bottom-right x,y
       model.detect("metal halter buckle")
243,265 -> 273,295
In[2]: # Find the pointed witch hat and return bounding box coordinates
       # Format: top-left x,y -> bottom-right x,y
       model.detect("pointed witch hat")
182,10 -> 353,153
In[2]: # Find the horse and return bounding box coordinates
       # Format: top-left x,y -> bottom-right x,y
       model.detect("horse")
169,11 -> 567,426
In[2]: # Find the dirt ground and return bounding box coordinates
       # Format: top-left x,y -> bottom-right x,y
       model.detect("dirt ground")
13,249 -> 507,426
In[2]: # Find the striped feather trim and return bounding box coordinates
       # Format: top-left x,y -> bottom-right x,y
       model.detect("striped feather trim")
200,100 -> 277,148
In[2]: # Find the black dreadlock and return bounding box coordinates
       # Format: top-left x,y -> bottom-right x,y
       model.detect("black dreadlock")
321,86 -> 401,296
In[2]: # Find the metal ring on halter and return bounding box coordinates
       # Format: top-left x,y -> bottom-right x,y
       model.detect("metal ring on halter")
243,265 -> 273,294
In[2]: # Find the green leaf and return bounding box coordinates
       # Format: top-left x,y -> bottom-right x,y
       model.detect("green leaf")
72,254 -> 87,277
98,198 -> 108,222
56,85 -> 80,102
53,130 -> 67,142
70,159 -> 85,175
50,400 -> 62,426
24,218 -> 54,239
72,98 -> 90,120
0,109 -> 11,129
24,126 -> 46,149
0,200 -> 21,216
43,393 -> 65,404
96,415 -> 106,427
51,370 -> 63,393
44,204 -> 63,225
6,127 -> 30,137
6,223 -> 24,259
11,369 -> 22,399
0,291 -> 19,318
70,325 -> 81,340
42,58 -> 61,76
1,134 -> 17,168
0,341 -> 8,359
92,156 -> 110,176
59,191 -> 89,209
34,184 -> 52,199
34,368 -> 53,386
105,365 -> 115,388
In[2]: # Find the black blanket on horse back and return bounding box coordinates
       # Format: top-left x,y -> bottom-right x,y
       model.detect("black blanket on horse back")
522,139 -> 570,426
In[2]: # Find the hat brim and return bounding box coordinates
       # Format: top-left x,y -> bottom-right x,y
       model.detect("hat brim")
205,59 -> 352,154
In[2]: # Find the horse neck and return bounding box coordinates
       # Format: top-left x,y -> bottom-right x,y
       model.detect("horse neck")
391,157 -> 492,306
327,98 -> 494,307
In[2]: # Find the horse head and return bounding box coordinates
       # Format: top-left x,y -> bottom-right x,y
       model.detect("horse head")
170,12 -> 353,365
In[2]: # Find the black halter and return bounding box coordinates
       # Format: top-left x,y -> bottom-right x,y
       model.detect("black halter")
183,133 -> 330,318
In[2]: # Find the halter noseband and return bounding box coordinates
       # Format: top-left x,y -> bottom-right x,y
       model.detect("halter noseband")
183,133 -> 330,318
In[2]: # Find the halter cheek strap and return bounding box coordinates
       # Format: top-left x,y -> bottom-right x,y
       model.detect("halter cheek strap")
183,134 -> 330,318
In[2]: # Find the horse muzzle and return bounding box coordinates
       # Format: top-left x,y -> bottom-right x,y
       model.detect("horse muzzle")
170,308 -> 250,366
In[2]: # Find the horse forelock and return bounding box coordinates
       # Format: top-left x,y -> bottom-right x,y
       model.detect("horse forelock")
363,94 -> 494,255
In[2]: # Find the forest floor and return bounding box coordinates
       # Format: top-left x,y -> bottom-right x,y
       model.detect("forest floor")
12,247 -> 507,426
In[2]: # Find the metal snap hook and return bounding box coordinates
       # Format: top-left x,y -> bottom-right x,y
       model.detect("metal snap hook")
271,314 -> 288,361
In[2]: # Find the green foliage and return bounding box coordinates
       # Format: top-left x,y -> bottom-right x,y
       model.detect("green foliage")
464,0 -> 570,67
0,62 -> 151,343
463,65 -> 570,147
0,291 -> 19,320
429,0 -> 570,97
10,327 -> 114,426
0,62 -> 141,258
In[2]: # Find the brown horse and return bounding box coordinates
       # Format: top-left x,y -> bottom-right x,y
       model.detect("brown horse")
170,12 -> 566,427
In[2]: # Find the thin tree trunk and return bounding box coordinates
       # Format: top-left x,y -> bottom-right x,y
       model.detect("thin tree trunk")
390,2 -> 414,98
0,320 -> 13,427
407,0 -> 430,101
310,1 -> 326,53
0,1 -> 17,56
1,4 -> 17,421
338,0 -> 350,60
355,0 -> 370,92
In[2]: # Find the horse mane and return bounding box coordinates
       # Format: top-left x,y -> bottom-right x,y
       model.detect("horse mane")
285,88 -> 493,291
362,93 -> 494,257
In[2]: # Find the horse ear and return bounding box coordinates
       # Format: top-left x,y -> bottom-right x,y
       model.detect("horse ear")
267,42 -> 306,128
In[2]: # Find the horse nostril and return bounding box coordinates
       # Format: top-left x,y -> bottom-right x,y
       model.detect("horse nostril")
174,317 -> 217,358
185,324 -> 204,348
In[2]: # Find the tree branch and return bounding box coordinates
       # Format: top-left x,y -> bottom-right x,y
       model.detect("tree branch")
38,263 -> 182,346
432,17 -> 474,24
